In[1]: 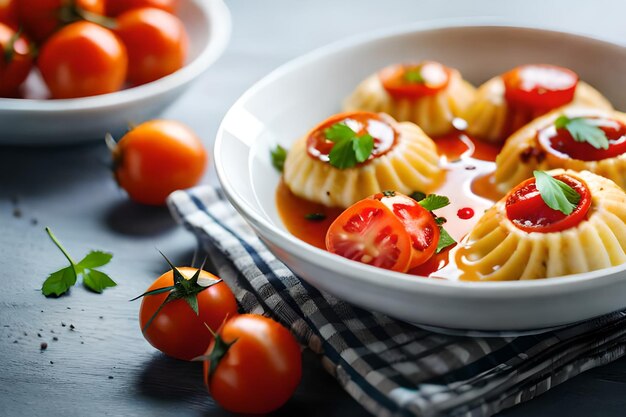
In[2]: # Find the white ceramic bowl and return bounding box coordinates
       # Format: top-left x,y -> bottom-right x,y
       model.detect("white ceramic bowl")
0,0 -> 230,145
215,23 -> 626,331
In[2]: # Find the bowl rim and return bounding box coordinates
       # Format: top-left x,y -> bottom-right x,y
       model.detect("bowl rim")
0,0 -> 231,111
215,18 -> 626,294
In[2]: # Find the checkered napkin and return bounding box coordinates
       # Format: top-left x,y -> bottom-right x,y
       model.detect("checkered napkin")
168,186 -> 626,417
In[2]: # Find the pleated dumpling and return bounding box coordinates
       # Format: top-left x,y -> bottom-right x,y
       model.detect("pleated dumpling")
343,61 -> 476,137
283,111 -> 443,208
494,107 -> 626,195
463,64 -> 612,143
457,170 -> 626,281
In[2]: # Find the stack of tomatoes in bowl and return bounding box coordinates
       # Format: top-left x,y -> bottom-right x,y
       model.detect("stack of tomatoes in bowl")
0,0 -> 188,98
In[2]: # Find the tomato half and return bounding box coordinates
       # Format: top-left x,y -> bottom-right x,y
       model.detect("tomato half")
105,0 -> 177,16
325,198 -> 412,272
373,191 -> 440,268
203,314 -> 302,414
17,0 -> 105,43
0,0 -> 18,28
115,7 -> 188,85
0,23 -> 33,97
38,21 -> 127,98
502,64 -> 578,110
112,120 -> 208,205
379,61 -> 451,99
139,267 -> 238,361
505,174 -> 591,233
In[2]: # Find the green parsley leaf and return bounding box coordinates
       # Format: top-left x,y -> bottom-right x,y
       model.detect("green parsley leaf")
77,251 -> 113,270
436,226 -> 456,253
533,170 -> 581,215
353,133 -> 374,163
404,68 -> 424,84
83,269 -> 117,293
325,122 -> 375,169
42,266 -> 77,297
554,115 -> 609,150
324,123 -> 356,143
409,191 -> 426,202
418,194 -> 450,211
304,213 -> 326,221
328,136 -> 358,169
271,145 -> 287,172
435,216 -> 447,225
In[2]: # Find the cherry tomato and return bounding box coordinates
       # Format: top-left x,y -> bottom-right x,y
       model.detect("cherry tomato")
0,0 -> 18,28
17,0 -> 105,43
379,61 -> 451,99
203,314 -> 302,414
115,7 -> 188,85
111,120 -> 207,205
139,267 -> 238,361
538,116 -> 626,161
0,23 -> 33,97
38,21 -> 127,98
505,174 -> 591,233
105,0 -> 177,16
326,198 -> 412,272
502,64 -> 578,110
373,191 -> 440,269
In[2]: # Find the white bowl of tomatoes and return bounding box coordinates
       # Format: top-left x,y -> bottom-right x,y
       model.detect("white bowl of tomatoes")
0,0 -> 231,145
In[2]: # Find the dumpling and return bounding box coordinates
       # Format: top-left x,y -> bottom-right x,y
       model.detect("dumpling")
457,169 -> 626,281
283,111 -> 443,208
343,61 -> 476,137
494,107 -> 626,195
463,64 -> 612,143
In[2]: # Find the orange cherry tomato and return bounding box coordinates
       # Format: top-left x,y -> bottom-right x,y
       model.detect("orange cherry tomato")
326,198 -> 413,272
112,120 -> 208,205
379,61 -> 451,99
38,21 -> 127,98
17,0 -> 105,43
0,23 -> 33,97
505,174 -> 591,233
372,191 -> 440,269
115,7 -> 188,85
105,0 -> 177,16
502,64 -> 578,110
139,267 -> 238,361
0,0 -> 18,28
203,314 -> 302,414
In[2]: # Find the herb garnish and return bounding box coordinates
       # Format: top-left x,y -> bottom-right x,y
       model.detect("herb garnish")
324,122 -> 374,169
271,145 -> 287,172
410,192 -> 456,253
42,227 -> 116,297
533,170 -> 581,215
404,68 -> 424,84
554,115 -> 609,150
417,194 -> 450,212
304,213 -> 326,221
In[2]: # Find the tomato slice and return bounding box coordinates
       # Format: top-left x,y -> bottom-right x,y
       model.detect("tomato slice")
502,64 -> 578,110
505,174 -> 591,233
538,116 -> 626,161
372,192 -> 439,268
379,61 -> 451,100
325,199 -> 412,272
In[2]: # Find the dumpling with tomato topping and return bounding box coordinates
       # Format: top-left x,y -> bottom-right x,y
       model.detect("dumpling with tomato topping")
283,111 -> 443,208
494,107 -> 626,195
463,64 -> 612,143
457,169 -> 626,281
343,61 -> 476,137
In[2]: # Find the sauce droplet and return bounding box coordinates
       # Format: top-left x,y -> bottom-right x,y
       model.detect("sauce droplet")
457,207 -> 474,220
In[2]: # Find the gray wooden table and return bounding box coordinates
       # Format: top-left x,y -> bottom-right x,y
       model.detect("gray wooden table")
2,1 -> 625,416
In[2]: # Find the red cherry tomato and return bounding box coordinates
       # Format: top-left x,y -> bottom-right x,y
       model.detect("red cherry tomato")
112,120 -> 208,205
538,116 -> 626,161
0,23 -> 33,97
17,0 -> 105,43
139,267 -> 238,361
379,61 -> 451,99
306,111 -> 398,163
38,21 -> 127,98
326,198 -> 412,272
203,314 -> 302,414
105,0 -> 177,16
502,64 -> 578,110
373,191 -> 440,269
115,7 -> 188,85
505,174 -> 591,233
0,0 -> 18,28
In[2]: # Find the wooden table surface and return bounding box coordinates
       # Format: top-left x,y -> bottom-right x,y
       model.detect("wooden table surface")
1,1 -> 625,416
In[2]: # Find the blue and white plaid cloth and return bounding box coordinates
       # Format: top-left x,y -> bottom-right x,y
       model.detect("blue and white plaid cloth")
168,186 -> 626,417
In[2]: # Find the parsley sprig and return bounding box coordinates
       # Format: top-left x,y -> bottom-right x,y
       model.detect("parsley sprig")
410,192 -> 456,253
554,115 -> 609,150
404,68 -> 425,84
533,170 -> 581,215
324,122 -> 374,169
42,227 -> 116,297
271,145 -> 287,172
